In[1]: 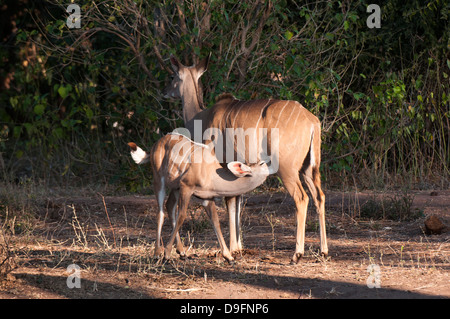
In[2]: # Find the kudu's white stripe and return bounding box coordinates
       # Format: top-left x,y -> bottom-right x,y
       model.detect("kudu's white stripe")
291,103 -> 302,130
272,101 -> 290,128
176,144 -> 195,176
169,132 -> 208,148
285,102 -> 298,124
221,101 -> 235,128
254,99 -> 272,131
168,139 -> 191,176
232,100 -> 249,129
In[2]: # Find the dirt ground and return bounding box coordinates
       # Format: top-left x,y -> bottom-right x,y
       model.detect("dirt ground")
1,189 -> 449,299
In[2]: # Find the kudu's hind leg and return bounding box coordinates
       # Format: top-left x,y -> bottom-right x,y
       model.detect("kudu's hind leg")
226,196 -> 243,254
165,190 -> 186,257
278,167 -> 309,264
164,189 -> 192,260
301,126 -> 328,257
154,178 -> 165,257
302,166 -> 328,257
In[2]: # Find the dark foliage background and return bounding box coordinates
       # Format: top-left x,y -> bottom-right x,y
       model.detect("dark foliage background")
0,0 -> 448,191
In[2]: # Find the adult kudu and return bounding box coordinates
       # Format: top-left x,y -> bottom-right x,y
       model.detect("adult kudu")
163,54 -> 328,263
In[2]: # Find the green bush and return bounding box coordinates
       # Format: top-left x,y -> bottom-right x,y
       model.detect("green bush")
0,0 -> 448,191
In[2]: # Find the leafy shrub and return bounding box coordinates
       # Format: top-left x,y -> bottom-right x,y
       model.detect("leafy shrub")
359,192 -> 424,221
0,0 -> 448,191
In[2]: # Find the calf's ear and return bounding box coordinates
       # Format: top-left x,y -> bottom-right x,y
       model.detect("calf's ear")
227,161 -> 252,177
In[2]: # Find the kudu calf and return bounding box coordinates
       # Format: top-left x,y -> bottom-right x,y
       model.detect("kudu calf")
128,133 -> 269,262
164,55 -> 328,263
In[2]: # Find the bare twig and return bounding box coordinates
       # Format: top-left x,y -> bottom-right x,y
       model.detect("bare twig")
148,286 -> 204,292
98,193 -> 116,248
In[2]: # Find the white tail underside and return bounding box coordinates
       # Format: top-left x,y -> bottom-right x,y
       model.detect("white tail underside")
131,145 -> 150,164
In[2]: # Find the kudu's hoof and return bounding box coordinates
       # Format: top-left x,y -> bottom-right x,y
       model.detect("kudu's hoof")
179,253 -> 187,260
176,247 -> 186,256
230,251 -> 243,261
163,247 -> 173,261
223,254 -> 235,264
154,247 -> 164,258
227,259 -> 236,266
290,253 -> 303,265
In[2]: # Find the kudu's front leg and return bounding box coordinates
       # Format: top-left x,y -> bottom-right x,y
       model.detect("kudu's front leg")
202,200 -> 234,262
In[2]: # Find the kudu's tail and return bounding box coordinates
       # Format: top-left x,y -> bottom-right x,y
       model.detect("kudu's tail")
128,142 -> 151,165
309,123 -> 321,169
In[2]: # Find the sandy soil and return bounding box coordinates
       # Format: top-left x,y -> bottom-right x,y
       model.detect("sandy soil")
1,189 -> 449,299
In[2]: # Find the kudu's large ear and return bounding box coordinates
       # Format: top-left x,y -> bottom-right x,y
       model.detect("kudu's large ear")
170,55 -> 182,73
195,52 -> 211,79
227,161 -> 253,178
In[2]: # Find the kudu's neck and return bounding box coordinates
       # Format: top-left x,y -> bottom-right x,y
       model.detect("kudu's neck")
182,94 -> 202,122
181,89 -> 205,138
209,167 -> 268,197
181,75 -> 204,128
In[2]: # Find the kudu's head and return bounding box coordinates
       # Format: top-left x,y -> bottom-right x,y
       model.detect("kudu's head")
163,54 -> 210,101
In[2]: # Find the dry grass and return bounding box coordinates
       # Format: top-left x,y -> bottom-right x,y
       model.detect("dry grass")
0,182 -> 449,298
0,228 -> 16,283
